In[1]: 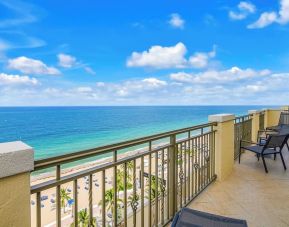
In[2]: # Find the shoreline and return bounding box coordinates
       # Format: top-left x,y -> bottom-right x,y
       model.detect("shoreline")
30,142 -> 169,227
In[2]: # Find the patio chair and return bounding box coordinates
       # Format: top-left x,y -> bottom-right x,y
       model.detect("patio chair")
239,134 -> 288,173
267,111 -> 289,131
257,127 -> 289,150
171,208 -> 248,227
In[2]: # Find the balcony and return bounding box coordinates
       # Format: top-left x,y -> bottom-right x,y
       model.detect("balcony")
187,148 -> 289,227
0,107 -> 289,227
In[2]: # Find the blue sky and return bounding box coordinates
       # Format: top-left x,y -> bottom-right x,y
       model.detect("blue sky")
1,0 -> 289,105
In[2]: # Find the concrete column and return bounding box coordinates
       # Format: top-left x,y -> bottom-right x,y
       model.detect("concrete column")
248,110 -> 260,142
0,141 -> 34,227
209,114 -> 235,181
281,106 -> 289,111
264,109 -> 281,128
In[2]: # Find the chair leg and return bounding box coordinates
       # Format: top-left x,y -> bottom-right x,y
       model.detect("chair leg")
274,153 -> 276,160
261,156 -> 268,173
280,152 -> 287,170
286,141 -> 289,151
257,154 -> 260,161
239,149 -> 241,164
239,152 -> 241,163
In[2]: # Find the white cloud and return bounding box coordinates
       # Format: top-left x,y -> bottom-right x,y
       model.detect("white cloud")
229,1 -> 256,20
248,0 -> 289,29
96,82 -> 105,87
127,43 -> 216,69
2,67 -> 289,106
127,42 -> 187,69
7,56 -> 60,75
246,84 -> 267,92
278,0 -> 289,23
142,78 -> 167,87
84,66 -> 96,75
0,73 -> 38,85
57,53 -> 96,75
57,53 -> 77,68
76,86 -> 93,93
0,0 -> 38,28
189,46 -> 216,68
239,1 -> 256,13
169,13 -> 185,29
248,12 -> 278,28
170,67 -> 271,84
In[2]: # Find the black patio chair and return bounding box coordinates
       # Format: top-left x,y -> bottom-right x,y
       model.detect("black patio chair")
171,208 -> 248,227
267,111 -> 289,131
257,126 -> 289,150
239,134 -> 288,173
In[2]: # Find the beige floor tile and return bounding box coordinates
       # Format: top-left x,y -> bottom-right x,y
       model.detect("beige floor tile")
186,149 -> 289,227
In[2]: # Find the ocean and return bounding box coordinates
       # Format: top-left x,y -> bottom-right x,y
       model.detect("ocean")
0,106 -> 272,160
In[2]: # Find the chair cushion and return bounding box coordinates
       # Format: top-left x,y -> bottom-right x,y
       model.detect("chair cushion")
242,145 -> 278,155
171,208 -> 248,227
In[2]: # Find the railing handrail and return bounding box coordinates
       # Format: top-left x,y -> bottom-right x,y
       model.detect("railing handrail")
34,122 -> 217,170
31,130 -> 215,194
234,114 -> 252,123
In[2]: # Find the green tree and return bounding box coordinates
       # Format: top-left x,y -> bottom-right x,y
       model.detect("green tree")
145,175 -> 166,226
60,188 -> 71,213
70,209 -> 96,227
78,209 -> 89,226
99,188 -> 123,225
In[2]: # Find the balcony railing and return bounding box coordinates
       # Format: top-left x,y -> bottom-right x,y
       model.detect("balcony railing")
234,115 -> 252,160
30,122 -> 217,227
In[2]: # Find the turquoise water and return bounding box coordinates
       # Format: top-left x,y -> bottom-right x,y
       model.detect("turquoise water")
0,106 -> 272,160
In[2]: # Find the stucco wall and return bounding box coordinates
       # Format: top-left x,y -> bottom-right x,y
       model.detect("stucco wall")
0,173 -> 31,227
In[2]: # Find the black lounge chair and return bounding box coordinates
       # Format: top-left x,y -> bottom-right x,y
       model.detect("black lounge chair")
171,208 -> 248,227
239,134 -> 288,173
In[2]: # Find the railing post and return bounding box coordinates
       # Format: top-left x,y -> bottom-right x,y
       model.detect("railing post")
208,114 -> 235,181
248,110 -> 260,143
168,134 -> 177,217
0,141 -> 34,227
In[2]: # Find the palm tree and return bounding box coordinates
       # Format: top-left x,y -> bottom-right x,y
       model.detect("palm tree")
145,175 -> 166,226
78,209 -> 89,226
70,209 -> 96,227
99,188 -> 123,226
116,169 -> 133,192
120,161 -> 134,177
60,188 -> 71,213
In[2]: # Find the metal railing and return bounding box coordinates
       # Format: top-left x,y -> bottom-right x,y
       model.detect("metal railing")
30,122 -> 217,227
234,115 -> 252,160
259,111 -> 265,130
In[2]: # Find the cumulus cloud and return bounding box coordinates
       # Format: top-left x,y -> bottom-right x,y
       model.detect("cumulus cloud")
0,73 -> 38,85
127,43 -> 216,69
57,53 -> 77,68
7,56 -> 60,75
189,46 -> 216,68
169,13 -> 185,29
229,1 -> 256,20
170,66 -> 271,84
142,78 -> 167,87
2,67 -> 289,105
248,0 -> 289,28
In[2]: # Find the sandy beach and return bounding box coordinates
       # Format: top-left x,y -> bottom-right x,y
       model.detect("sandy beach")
30,144 -> 170,227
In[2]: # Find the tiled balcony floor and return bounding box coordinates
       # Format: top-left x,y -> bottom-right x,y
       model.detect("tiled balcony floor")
187,148 -> 289,227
